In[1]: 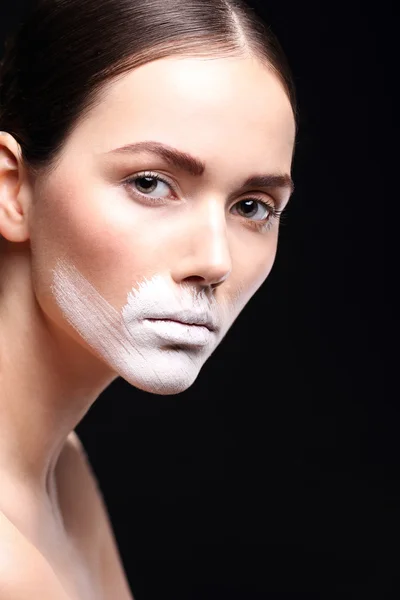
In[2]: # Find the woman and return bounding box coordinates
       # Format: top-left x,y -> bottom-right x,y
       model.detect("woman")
0,0 -> 297,597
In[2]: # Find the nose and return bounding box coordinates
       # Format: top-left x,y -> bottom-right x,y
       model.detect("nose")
171,200 -> 232,289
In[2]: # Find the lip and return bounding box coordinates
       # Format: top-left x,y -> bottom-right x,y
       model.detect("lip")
149,319 -> 209,330
145,311 -> 217,332
142,318 -> 214,347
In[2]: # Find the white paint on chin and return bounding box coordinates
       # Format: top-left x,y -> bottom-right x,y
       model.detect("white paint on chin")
50,258 -> 230,395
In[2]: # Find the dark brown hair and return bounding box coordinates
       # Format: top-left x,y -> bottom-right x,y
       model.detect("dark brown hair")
0,0 -> 298,179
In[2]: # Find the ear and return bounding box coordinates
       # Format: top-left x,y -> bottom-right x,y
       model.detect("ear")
0,131 -> 31,243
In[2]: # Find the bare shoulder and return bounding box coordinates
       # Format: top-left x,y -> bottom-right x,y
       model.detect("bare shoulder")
0,512 -> 70,599
57,431 -> 104,519
65,429 -> 86,456
57,431 -> 134,600
0,433 -> 86,598
54,430 -> 104,547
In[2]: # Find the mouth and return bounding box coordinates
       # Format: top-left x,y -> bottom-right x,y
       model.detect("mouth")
146,316 -> 216,332
143,317 -> 214,348
147,318 -> 213,332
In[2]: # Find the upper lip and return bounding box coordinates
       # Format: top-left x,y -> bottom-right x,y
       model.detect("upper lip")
146,311 -> 218,332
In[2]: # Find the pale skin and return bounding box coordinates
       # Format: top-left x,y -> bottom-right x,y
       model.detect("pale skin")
0,55 -> 295,598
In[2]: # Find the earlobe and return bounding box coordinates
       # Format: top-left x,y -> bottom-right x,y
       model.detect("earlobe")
0,200 -> 30,243
0,135 -> 31,244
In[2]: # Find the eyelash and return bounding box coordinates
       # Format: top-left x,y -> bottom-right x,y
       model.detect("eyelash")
123,170 -> 284,233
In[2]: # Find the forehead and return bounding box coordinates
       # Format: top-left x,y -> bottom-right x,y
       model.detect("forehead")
68,56 -> 295,173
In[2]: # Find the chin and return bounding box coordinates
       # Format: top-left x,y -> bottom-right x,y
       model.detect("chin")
123,369 -> 200,396
112,348 -> 207,396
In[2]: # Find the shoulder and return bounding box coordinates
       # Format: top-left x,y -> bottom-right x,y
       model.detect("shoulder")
0,432 -> 100,599
62,430 -> 92,471
66,429 -> 86,454
57,431 -> 134,600
55,430 -> 105,544
0,513 -> 70,599
59,430 -> 97,492
61,430 -> 103,488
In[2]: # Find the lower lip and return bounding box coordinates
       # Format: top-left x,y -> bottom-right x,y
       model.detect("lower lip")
143,319 -> 213,347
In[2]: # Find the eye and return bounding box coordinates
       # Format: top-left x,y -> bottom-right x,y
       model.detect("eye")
231,198 -> 274,222
127,171 -> 172,199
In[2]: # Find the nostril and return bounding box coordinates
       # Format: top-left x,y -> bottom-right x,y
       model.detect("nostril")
183,276 -> 205,283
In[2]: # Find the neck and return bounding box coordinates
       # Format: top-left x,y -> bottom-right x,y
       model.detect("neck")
0,242 -> 116,504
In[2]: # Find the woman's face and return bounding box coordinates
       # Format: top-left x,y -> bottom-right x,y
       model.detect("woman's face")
28,56 -> 296,395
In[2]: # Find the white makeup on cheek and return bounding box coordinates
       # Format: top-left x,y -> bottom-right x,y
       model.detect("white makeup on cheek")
50,259 -> 230,395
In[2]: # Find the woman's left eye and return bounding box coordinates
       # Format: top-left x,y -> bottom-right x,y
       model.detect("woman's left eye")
230,198 -> 273,222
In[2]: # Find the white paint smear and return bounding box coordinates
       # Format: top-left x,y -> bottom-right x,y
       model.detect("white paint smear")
51,258 -> 232,395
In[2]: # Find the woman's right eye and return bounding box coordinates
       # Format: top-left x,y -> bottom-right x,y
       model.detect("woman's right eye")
125,171 -> 175,200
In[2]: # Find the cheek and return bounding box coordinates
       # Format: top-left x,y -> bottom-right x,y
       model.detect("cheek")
29,178 -> 157,310
228,233 -> 278,312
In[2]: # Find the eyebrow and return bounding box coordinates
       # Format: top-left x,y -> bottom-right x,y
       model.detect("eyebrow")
106,140 -> 294,196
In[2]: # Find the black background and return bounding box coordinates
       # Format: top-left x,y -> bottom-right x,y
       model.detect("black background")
0,1 -> 392,597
